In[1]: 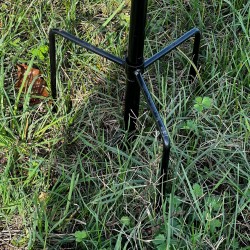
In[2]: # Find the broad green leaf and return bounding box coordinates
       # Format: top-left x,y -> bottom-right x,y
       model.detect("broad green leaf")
153,234 -> 165,246
182,120 -> 197,130
74,230 -> 87,242
202,97 -> 212,108
210,219 -> 221,233
193,183 -> 203,197
39,45 -> 48,53
194,104 -> 203,112
120,216 -> 130,226
207,196 -> 222,211
186,120 -> 197,130
195,96 -> 203,104
157,243 -> 167,250
30,45 -> 48,60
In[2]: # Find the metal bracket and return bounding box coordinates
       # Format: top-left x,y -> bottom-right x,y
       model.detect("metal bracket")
49,0 -> 201,209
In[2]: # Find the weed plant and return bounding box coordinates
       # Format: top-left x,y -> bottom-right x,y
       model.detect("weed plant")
0,0 -> 249,249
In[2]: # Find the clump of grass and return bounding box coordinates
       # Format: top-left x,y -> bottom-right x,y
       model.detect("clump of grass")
0,0 -> 249,249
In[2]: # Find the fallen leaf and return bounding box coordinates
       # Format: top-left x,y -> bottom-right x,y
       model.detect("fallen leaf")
15,63 -> 49,105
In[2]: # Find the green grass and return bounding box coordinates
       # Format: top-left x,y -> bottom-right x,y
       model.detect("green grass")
0,0 -> 249,249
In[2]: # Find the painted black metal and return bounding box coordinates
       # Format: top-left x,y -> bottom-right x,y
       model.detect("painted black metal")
189,31 -> 201,80
49,0 -> 201,207
49,28 -> 125,100
49,30 -> 56,100
134,70 -> 170,207
144,28 -> 200,68
124,0 -> 148,132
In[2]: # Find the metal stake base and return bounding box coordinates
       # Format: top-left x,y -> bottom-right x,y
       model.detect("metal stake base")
49,0 -> 201,208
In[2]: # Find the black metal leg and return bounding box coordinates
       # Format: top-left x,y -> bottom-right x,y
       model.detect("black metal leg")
49,30 -> 57,101
144,28 -> 201,69
161,145 -> 170,196
189,31 -> 201,80
49,28 -> 125,102
134,70 -> 170,207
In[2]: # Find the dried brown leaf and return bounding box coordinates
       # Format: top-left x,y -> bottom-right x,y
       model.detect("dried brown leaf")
15,64 -> 49,105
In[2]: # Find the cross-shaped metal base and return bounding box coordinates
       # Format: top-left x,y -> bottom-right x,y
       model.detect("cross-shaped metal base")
49,0 -> 201,208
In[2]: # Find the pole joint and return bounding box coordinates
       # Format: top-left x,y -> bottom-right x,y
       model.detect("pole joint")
125,57 -> 145,76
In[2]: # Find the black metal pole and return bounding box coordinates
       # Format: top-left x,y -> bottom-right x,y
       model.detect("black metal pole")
124,0 -> 148,133
49,30 -> 57,100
